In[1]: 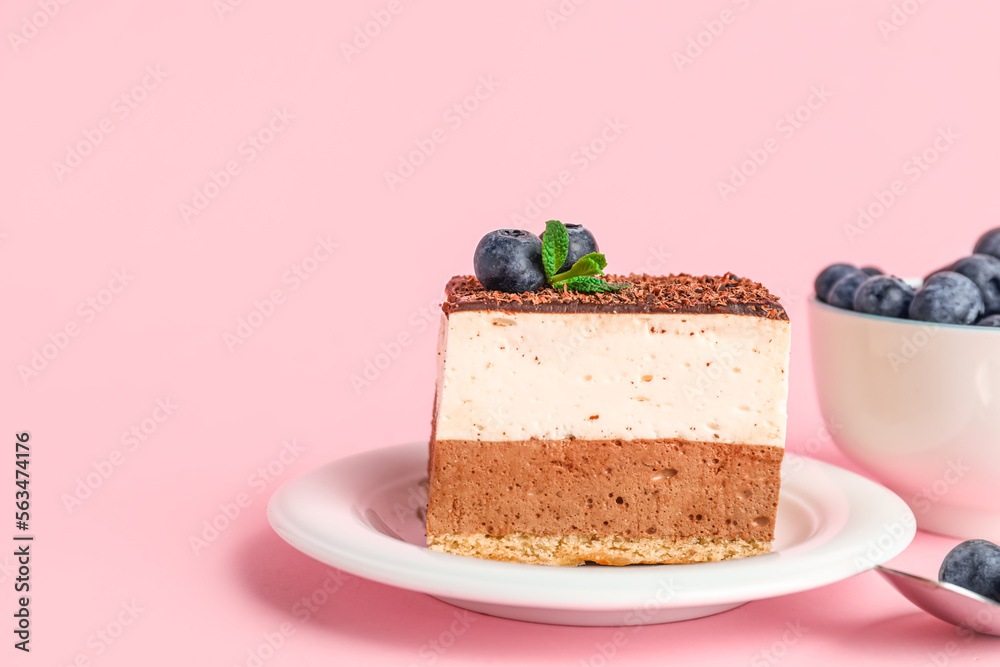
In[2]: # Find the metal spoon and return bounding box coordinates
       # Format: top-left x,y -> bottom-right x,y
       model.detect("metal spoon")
876,565 -> 1000,636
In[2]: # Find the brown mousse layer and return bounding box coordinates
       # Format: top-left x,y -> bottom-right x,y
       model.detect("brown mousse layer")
442,273 -> 788,320
426,438 -> 782,542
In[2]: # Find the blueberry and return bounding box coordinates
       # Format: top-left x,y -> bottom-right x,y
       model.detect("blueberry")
815,263 -> 857,302
939,539 -> 1000,603
861,266 -> 884,277
540,223 -> 599,273
826,271 -> 868,310
909,272 -> 985,325
978,314 -> 1000,327
952,254 -> 1000,315
473,230 -> 546,293
925,261 -> 957,282
974,228 -> 1000,260
853,275 -> 915,318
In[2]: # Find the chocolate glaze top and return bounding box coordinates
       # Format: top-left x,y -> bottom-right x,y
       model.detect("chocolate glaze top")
443,273 -> 788,320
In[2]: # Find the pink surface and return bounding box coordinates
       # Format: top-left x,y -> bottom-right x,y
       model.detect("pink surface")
3,0 -> 999,664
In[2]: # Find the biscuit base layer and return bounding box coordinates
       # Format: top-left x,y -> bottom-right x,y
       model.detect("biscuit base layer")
427,532 -> 771,566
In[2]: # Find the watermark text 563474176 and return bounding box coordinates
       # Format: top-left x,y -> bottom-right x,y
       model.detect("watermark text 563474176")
13,431 -> 33,652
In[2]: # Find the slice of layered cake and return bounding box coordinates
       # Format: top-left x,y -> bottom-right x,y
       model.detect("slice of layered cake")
425,224 -> 790,566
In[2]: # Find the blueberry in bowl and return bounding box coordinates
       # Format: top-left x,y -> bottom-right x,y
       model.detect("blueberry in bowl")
853,275 -> 914,318
974,227 -> 1000,260
825,270 -> 868,310
952,254 -> 1000,316
909,272 -> 984,325
815,263 -> 858,303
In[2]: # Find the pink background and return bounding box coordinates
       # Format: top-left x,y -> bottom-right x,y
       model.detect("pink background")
4,0 -> 1000,664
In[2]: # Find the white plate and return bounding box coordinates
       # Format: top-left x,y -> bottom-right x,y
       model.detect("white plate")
267,443 -> 915,626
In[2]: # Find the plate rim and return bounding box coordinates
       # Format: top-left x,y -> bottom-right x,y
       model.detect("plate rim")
267,442 -> 916,611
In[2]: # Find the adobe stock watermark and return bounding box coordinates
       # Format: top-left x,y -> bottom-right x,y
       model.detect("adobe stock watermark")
224,235 -> 338,352
52,66 -> 168,183
350,296 -> 441,394
877,0 -> 930,40
392,478 -> 427,524
770,285 -> 804,311
924,607 -> 1000,667
634,245 -> 672,275
384,75 -> 501,192
189,439 -> 305,555
578,578 -> 680,666
555,320 -> 600,362
179,107 -> 295,223
912,459 -> 970,515
672,0 -> 758,73
545,0 -> 590,31
886,321 -> 942,371
481,404 -> 514,436
233,569 -> 353,667
406,610 -> 479,667
61,398 -> 178,514
213,0 -> 250,20
340,0 -> 416,63
17,268 -> 134,384
843,126 -> 958,243
782,418 -> 843,481
7,0 -> 72,54
58,600 -> 145,667
716,85 -> 832,202
749,620 -> 809,666
852,509 -> 916,572
509,116 -> 627,226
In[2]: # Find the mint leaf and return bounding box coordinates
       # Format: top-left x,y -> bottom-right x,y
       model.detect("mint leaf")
550,252 -> 607,283
556,276 -> 629,293
540,222 -> 628,293
571,252 -> 607,275
541,220 -> 568,281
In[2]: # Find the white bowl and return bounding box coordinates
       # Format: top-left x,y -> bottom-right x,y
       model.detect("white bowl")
809,297 -> 1000,541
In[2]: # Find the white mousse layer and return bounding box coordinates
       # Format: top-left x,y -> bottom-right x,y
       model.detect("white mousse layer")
434,311 -> 790,447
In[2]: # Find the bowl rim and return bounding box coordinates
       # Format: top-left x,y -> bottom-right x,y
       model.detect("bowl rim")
809,296 -> 1000,334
